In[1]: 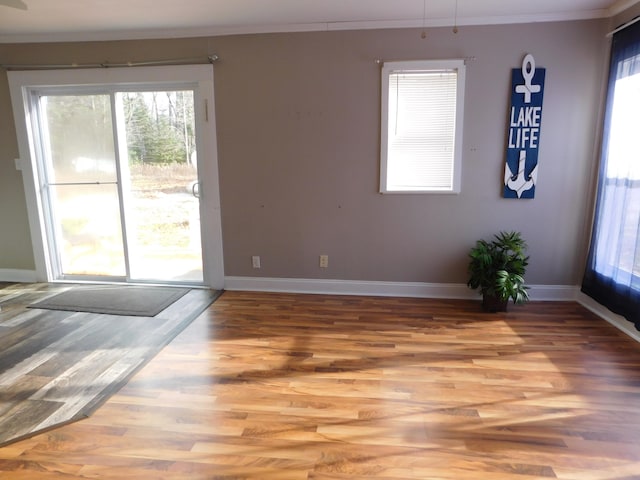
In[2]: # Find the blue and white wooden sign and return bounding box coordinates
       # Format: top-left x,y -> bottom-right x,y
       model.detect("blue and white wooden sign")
503,54 -> 545,199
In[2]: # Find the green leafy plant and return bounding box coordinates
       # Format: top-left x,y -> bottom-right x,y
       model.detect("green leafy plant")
467,231 -> 529,310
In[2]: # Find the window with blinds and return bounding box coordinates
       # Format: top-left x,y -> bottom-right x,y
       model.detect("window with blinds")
380,60 -> 465,193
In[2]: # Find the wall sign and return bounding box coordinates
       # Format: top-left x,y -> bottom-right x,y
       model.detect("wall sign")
503,54 -> 545,199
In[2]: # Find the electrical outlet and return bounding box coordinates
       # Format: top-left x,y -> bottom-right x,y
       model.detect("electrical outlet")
319,255 -> 329,268
252,255 -> 261,269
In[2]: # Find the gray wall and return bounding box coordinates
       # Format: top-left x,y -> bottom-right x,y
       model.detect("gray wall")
612,2 -> 640,28
0,19 -> 608,285
0,68 -> 33,271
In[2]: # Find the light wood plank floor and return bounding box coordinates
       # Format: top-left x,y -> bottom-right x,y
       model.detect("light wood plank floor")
1,290 -> 640,479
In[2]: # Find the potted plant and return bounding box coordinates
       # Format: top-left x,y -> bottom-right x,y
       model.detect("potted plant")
467,231 -> 529,312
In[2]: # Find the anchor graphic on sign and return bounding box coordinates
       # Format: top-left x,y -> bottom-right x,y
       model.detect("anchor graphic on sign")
515,54 -> 541,104
504,54 -> 544,198
505,150 -> 538,198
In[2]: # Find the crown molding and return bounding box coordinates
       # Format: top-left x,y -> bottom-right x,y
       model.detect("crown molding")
0,9 -> 610,44
608,0 -> 640,16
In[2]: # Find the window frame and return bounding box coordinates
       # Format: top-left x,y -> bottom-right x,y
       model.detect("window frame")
581,20 -> 640,327
592,65 -> 640,287
380,59 -> 466,194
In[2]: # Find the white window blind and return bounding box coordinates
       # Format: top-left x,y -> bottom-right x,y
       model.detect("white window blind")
380,60 -> 465,193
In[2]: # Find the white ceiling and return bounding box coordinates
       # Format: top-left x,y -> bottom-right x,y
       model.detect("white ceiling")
0,0 -> 636,43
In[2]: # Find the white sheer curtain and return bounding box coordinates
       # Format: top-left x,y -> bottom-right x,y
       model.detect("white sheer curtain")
582,21 -> 640,328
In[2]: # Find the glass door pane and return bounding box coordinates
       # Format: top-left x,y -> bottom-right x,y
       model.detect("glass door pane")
51,184 -> 125,277
37,88 -> 205,285
42,94 -> 126,277
119,90 -> 203,283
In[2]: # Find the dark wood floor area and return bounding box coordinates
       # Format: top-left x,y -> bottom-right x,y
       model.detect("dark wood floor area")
0,283 -> 219,448
1,290 -> 640,479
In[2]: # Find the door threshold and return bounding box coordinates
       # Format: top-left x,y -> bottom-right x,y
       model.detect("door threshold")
50,278 -> 209,290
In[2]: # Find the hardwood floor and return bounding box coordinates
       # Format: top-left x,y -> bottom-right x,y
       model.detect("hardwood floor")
0,283 -> 220,447
1,290 -> 640,479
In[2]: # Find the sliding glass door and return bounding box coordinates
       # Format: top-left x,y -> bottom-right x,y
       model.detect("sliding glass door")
37,87 -> 204,284
9,65 -> 224,288
118,90 -> 203,283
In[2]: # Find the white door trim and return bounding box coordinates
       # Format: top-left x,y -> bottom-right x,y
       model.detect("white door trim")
8,65 -> 225,289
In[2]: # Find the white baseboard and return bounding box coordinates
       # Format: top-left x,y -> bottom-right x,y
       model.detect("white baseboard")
0,269 -> 38,283
224,276 -> 579,301
225,276 -> 475,298
527,284 -> 580,301
576,291 -> 640,343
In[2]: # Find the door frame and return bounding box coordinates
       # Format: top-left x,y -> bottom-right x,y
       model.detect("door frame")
8,65 -> 225,289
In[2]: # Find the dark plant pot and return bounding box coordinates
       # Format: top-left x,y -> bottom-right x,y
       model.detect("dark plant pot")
482,294 -> 508,313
